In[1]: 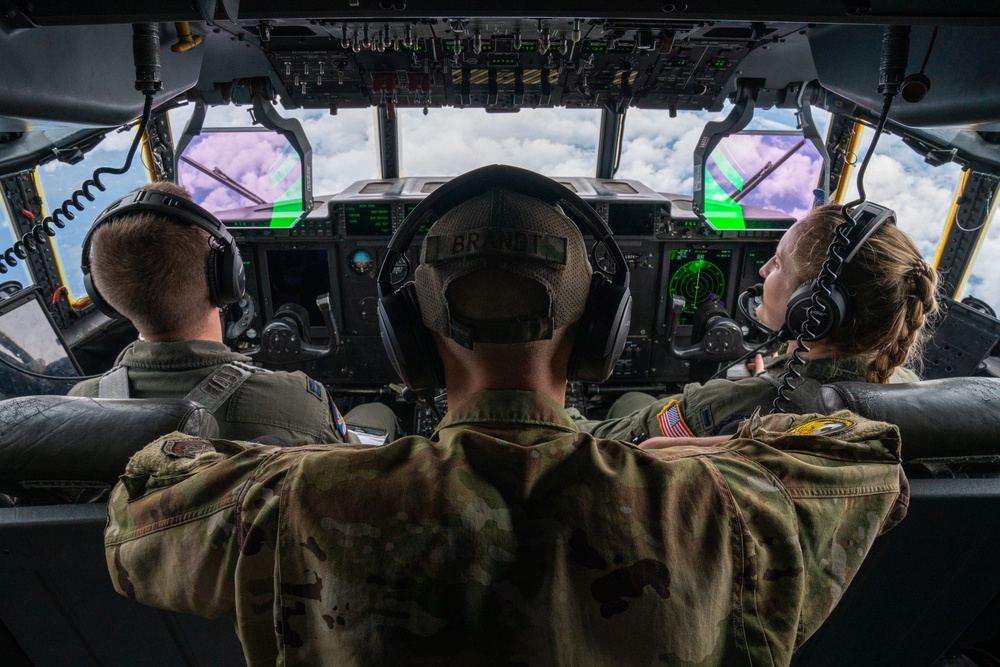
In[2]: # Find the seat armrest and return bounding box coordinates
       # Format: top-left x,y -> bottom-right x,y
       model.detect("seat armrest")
817,378 -> 1000,461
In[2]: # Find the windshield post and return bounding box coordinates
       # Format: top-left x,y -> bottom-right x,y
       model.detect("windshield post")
376,103 -> 400,179
934,170 -> 1000,299
596,106 -> 626,179
796,82 -> 831,203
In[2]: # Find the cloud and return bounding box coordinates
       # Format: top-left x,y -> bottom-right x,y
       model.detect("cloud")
397,107 -> 601,177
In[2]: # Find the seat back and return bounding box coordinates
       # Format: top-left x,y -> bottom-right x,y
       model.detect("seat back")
0,504 -> 245,667
0,395 -> 218,503
792,377 -> 1000,665
0,395 -> 242,665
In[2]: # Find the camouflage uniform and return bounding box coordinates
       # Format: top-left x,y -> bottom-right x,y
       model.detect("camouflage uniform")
579,354 -> 916,441
105,389 -> 908,666
70,340 -> 347,444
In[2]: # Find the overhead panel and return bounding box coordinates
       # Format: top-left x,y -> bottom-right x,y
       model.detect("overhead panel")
260,20 -> 785,113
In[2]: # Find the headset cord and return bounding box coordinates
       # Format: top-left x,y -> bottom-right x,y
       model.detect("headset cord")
707,334 -> 781,381
772,92 -> 895,413
0,352 -> 103,382
0,91 -> 155,275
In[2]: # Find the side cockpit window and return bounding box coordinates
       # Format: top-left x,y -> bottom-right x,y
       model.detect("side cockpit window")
37,126 -> 151,305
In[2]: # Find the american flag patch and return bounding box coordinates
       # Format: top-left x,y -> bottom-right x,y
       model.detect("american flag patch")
657,400 -> 694,438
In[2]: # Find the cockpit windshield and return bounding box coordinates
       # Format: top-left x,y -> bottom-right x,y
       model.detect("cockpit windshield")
399,107 -> 600,176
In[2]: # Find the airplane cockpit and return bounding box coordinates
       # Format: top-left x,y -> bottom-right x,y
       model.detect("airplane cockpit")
1,2 -> 1000,665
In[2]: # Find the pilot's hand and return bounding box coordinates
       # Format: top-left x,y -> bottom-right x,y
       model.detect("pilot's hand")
747,352 -> 779,375
639,435 -> 730,450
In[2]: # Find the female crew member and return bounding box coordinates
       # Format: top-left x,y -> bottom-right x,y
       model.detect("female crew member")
581,203 -> 939,442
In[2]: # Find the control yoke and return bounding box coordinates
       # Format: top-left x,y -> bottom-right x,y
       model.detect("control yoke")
667,295 -> 759,361
253,293 -> 342,363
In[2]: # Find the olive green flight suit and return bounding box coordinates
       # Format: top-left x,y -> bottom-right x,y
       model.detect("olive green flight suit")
576,354 -> 915,441
70,340 -> 369,445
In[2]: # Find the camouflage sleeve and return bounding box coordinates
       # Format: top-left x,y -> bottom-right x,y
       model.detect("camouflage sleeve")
717,410 -> 908,652
104,432 -> 290,629
585,391 -> 685,441
586,375 -> 780,441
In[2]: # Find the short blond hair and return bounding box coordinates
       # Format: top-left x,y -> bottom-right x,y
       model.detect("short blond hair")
89,181 -> 214,339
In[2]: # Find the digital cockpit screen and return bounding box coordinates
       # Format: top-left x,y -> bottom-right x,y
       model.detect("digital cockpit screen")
403,202 -> 437,235
344,203 -> 393,236
265,249 -> 331,330
0,287 -> 81,396
667,248 -> 734,325
607,204 -> 657,236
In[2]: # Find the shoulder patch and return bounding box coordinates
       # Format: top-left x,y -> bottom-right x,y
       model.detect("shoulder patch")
161,438 -> 215,459
329,395 -> 348,440
657,400 -> 695,438
307,378 -> 323,400
788,417 -> 856,436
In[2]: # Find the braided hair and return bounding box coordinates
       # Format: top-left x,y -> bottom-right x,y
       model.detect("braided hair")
788,204 -> 939,383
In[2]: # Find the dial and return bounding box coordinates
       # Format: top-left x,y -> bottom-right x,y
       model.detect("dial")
348,249 -> 375,275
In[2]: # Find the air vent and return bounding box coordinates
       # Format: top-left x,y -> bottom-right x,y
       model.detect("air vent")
602,182 -> 638,194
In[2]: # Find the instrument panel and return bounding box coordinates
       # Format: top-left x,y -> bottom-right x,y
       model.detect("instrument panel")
224,175 -> 785,390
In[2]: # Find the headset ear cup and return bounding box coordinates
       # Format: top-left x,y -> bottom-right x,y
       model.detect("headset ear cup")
207,238 -> 245,307
83,269 -> 121,318
784,279 -> 849,341
568,273 -> 632,382
377,282 -> 444,393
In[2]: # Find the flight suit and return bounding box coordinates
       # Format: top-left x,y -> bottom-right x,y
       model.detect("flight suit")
70,340 -> 349,445
105,389 -> 908,666
578,354 -> 915,441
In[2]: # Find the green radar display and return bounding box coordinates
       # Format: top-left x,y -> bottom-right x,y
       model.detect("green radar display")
668,248 -> 733,325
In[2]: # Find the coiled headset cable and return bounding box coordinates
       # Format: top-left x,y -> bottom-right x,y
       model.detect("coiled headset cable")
772,27 -> 906,413
0,91 -> 155,276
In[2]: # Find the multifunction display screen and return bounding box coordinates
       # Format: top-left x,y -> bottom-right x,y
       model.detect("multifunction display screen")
607,204 -> 657,236
266,249 -> 331,329
344,203 -> 393,236
667,248 -> 734,325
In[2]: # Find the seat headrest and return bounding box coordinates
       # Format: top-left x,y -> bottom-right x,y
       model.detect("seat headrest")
0,395 -> 219,503
817,377 -> 1000,461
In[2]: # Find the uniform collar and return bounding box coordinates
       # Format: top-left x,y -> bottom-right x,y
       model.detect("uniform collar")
436,390 -> 579,435
766,353 -> 868,383
117,339 -> 250,371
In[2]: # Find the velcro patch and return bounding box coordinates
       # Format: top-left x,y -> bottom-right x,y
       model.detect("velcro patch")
161,438 -> 214,459
657,400 -> 695,438
307,378 -> 323,400
788,417 -> 856,437
423,227 -> 568,265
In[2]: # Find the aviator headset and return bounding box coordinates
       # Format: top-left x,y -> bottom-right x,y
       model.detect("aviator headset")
739,201 -> 896,341
81,188 -> 246,318
376,165 -> 633,394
